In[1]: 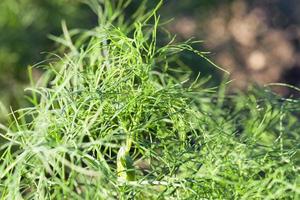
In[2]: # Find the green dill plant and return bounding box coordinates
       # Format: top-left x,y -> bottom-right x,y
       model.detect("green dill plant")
0,0 -> 299,199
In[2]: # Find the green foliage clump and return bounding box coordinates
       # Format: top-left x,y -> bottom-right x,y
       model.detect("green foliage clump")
0,1 -> 299,199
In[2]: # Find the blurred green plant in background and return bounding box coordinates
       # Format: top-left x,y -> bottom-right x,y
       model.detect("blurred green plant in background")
0,0 -> 95,122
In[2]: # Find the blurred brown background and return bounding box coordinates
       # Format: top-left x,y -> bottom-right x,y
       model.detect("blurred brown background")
163,0 -> 300,96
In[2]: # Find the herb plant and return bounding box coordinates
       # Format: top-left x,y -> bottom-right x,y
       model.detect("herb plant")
0,1 -> 299,199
